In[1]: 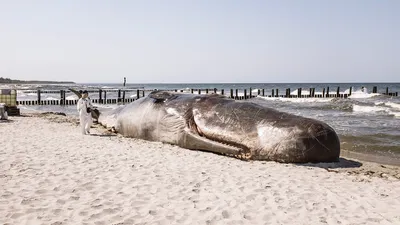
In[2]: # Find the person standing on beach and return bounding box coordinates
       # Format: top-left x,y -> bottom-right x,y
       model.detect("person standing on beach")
77,90 -> 93,135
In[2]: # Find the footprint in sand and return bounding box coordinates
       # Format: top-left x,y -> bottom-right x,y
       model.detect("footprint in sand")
51,209 -> 63,216
21,197 -> 40,205
56,199 -> 66,205
102,208 -> 117,215
35,189 -> 47,194
88,212 -> 103,220
50,221 -> 63,225
221,210 -> 230,219
10,212 -> 24,219
79,211 -> 89,216
91,204 -> 103,209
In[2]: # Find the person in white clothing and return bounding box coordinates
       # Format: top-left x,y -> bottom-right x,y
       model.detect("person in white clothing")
77,90 -> 93,134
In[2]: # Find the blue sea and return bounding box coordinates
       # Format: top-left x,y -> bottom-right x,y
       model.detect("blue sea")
4,82 -> 400,165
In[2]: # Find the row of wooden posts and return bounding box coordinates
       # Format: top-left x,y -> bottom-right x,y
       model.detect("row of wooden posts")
173,86 -> 398,99
16,86 -> 399,105
19,89 -> 146,106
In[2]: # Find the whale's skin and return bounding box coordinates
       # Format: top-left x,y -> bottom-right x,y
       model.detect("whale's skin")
99,91 -> 340,163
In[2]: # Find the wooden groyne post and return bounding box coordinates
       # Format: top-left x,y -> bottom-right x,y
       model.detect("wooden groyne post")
60,90 -> 66,105
286,88 -> 290,98
37,90 -> 41,105
99,89 -> 103,104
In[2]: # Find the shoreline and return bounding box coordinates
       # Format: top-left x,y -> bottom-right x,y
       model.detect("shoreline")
340,150 -> 400,167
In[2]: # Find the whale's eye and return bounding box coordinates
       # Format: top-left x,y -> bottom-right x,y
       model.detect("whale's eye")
153,98 -> 165,104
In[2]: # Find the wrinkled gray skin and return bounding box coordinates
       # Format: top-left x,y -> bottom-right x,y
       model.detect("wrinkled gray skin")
99,91 -> 340,163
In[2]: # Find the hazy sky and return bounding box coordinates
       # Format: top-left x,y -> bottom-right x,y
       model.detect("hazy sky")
0,0 -> 399,83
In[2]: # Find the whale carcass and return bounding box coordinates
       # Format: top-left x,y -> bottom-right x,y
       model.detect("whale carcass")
99,91 -> 340,163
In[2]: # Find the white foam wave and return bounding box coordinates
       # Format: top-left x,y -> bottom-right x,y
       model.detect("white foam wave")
66,95 -> 79,100
385,102 -> 400,110
348,92 -> 380,99
92,104 -> 120,110
353,104 -> 400,118
257,96 -> 334,103
390,112 -> 400,117
353,105 -> 388,113
45,97 -> 59,100
374,102 -> 385,106
342,88 -> 351,94
290,89 -> 310,95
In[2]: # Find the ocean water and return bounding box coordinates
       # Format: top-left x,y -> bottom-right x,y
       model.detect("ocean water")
4,82 -> 400,165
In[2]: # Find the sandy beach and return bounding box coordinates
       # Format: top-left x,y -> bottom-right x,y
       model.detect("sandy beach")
1,113 -> 400,225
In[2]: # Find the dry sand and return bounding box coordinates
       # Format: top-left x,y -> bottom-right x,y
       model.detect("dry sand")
1,113 -> 400,225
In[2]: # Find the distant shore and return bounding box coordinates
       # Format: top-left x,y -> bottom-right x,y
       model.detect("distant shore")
0,77 -> 75,84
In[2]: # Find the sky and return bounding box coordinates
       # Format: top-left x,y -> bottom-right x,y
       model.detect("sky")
0,0 -> 399,83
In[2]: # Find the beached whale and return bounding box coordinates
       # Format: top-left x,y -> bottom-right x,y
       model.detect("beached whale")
98,90 -> 340,163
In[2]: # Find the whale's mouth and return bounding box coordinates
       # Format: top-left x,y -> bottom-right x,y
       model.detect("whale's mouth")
196,124 -> 205,136
187,120 -> 251,160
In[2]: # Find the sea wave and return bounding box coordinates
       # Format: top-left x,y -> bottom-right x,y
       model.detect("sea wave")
66,95 -> 79,100
45,97 -> 59,100
352,104 -> 400,117
93,104 -> 120,110
348,92 -> 381,99
385,102 -> 400,110
257,96 -> 334,103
